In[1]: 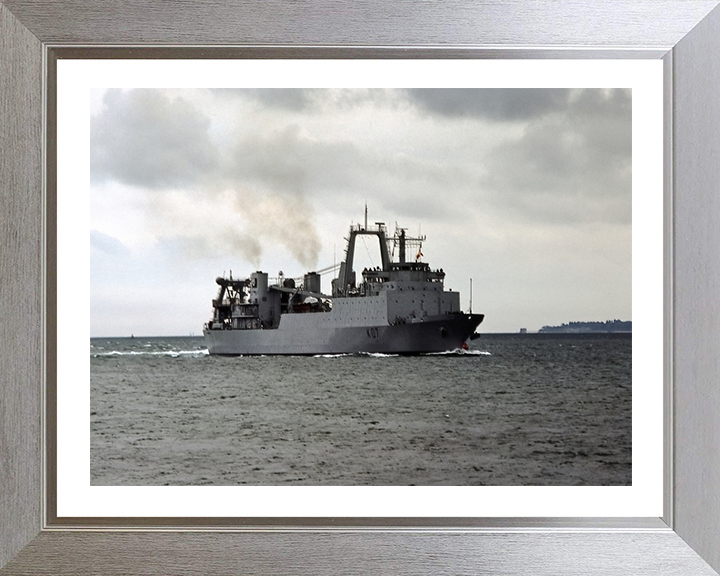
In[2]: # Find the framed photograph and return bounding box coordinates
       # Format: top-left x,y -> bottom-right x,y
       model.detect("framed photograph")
2,1 -> 720,575
58,60 -> 658,520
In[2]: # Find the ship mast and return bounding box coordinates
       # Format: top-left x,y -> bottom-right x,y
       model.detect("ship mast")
469,278 -> 473,313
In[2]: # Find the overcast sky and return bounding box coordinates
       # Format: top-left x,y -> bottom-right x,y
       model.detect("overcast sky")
90,87 -> 631,336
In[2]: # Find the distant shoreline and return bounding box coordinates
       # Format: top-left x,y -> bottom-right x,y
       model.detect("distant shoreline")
537,320 -> 632,334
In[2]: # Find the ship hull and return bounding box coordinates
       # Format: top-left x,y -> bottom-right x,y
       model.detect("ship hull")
204,313 -> 484,356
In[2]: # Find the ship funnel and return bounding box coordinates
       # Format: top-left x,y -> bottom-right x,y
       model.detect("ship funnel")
304,272 -> 321,294
250,271 -> 268,301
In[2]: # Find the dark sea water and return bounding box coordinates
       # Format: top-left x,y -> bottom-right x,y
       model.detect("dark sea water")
90,333 -> 631,486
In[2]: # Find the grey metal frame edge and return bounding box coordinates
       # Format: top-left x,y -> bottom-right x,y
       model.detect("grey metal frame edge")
1,1 -> 719,574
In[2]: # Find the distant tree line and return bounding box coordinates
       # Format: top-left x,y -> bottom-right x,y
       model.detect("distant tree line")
538,320 -> 632,333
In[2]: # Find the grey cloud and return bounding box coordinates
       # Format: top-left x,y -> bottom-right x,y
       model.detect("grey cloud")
228,123 -> 314,194
321,89 -> 401,111
219,88 -> 630,228
212,88 -> 401,114
91,89 -> 322,269
91,89 -> 218,189
245,89 -> 314,111
481,89 -> 631,225
404,89 -> 573,121
213,88 -> 316,111
224,118 -> 472,224
91,87 -> 630,272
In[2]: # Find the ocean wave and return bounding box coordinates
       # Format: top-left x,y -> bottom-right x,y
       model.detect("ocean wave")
428,348 -> 491,356
92,349 -> 209,358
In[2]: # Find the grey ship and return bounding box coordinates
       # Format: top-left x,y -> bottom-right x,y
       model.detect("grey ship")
203,218 -> 484,355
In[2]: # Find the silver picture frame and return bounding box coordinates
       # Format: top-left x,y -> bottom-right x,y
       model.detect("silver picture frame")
2,1 -> 720,574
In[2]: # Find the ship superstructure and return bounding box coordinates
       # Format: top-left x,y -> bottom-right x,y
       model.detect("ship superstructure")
203,218 -> 483,355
